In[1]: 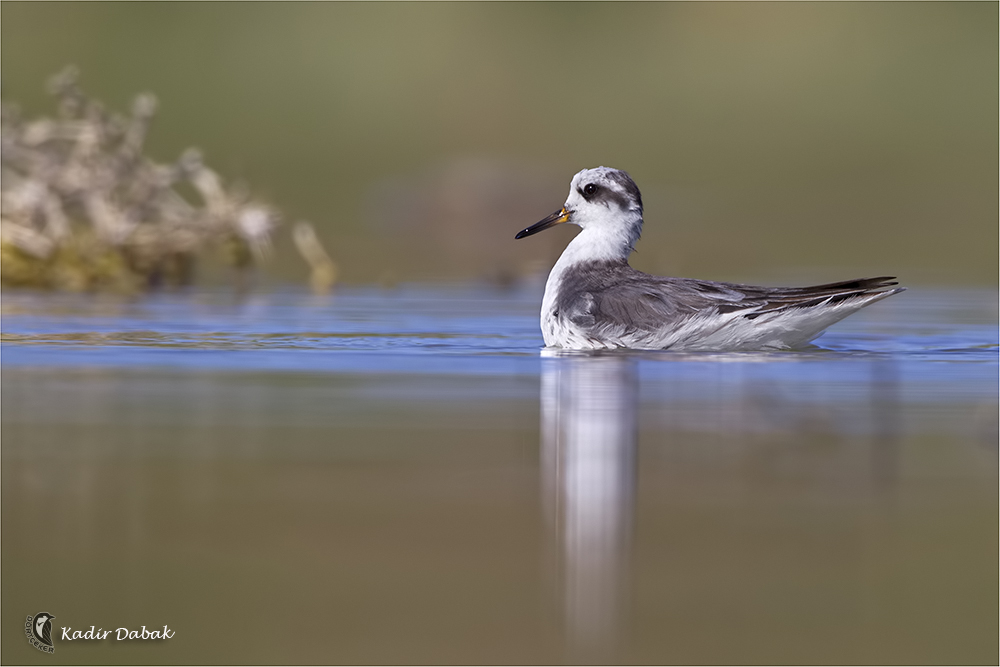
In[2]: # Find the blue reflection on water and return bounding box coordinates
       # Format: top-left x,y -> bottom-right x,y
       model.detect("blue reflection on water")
2,285 -> 996,364
2,286 -> 997,431
4,284 -> 995,453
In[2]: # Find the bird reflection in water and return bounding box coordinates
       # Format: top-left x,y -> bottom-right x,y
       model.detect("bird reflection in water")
541,351 -> 638,659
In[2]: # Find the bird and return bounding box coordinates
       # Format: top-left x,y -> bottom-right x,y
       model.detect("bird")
32,612 -> 55,647
515,167 -> 904,351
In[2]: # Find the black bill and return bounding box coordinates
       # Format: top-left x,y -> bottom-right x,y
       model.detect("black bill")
515,207 -> 570,239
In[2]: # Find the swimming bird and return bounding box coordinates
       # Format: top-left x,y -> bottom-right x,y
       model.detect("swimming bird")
515,167 -> 904,351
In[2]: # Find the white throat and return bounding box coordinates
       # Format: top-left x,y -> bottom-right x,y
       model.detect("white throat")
551,209 -> 641,276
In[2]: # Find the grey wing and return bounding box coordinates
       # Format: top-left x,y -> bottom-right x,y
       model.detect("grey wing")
566,275 -> 903,335
563,280 -> 725,335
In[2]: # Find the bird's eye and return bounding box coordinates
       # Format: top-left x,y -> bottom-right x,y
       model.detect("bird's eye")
583,183 -> 598,196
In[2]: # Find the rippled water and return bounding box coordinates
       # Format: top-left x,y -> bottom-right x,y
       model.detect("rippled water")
3,285 -> 997,664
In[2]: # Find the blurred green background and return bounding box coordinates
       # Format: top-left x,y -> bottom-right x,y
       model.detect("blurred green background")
3,2 -> 996,287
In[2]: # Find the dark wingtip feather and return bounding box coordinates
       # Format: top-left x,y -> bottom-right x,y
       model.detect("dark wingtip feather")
738,277 -> 906,318
801,276 -> 900,292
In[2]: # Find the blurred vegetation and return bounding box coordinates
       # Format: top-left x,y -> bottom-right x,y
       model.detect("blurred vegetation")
1,3 -> 996,288
1,68 -> 335,294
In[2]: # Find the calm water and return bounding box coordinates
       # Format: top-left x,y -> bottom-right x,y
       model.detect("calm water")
2,285 -> 997,664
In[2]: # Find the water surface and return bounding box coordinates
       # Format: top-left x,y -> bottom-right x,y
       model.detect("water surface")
3,285 -> 997,664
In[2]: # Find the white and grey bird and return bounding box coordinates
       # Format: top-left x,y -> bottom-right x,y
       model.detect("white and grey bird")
515,167 -> 904,351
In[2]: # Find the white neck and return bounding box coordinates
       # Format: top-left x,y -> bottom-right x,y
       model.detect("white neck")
551,212 -> 641,275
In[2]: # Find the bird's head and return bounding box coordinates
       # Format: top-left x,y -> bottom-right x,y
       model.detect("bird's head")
515,167 -> 644,254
